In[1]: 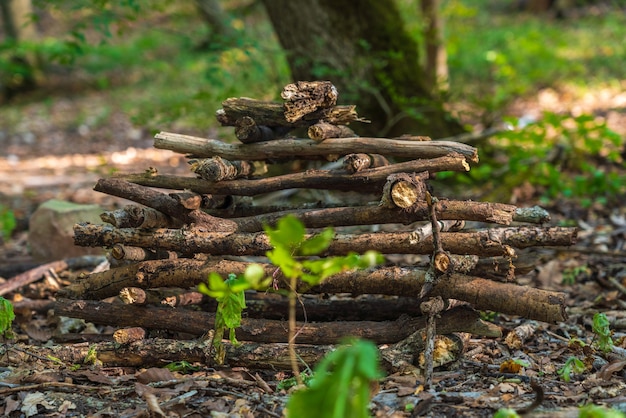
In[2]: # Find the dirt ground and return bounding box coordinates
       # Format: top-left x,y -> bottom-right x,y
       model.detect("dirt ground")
1,88 -> 626,417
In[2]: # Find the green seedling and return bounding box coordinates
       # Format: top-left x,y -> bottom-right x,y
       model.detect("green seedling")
0,297 -> 15,338
286,339 -> 383,418
557,356 -> 585,383
592,312 -> 614,354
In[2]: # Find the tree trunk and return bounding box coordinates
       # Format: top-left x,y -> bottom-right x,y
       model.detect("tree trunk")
261,0 -> 464,138
0,0 -> 38,101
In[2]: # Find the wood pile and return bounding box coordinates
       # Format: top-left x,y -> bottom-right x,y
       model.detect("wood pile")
56,81 -> 577,371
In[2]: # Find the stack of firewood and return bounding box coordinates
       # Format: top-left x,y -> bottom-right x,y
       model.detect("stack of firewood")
56,81 -> 576,370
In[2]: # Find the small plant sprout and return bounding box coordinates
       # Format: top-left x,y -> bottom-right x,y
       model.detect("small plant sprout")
286,339 -> 383,418
0,297 -> 15,339
557,356 -> 585,383
592,312 -> 614,354
197,264 -> 270,364
264,215 -> 383,384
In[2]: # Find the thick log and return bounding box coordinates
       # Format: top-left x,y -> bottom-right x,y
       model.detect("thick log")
233,202 -> 550,232
100,205 -> 182,229
343,153 -> 389,173
380,172 -> 429,209
0,338 -> 328,370
73,224 -> 577,258
308,122 -> 355,141
189,157 -> 256,181
216,98 -> 359,128
117,154 -> 469,196
58,259 -> 567,323
154,131 -> 479,162
282,81 -> 338,122
53,299 -> 498,344
234,116 -> 290,143
94,178 -> 238,232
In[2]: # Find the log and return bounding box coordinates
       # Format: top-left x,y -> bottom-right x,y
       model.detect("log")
100,205 -> 182,229
0,338 -> 330,370
282,81 -> 338,122
343,153 -> 389,173
73,224 -> 577,258
308,122 -> 355,141
116,154 -> 470,196
57,259 -> 567,323
381,172 -> 429,209
0,255 -> 107,296
154,131 -> 479,162
216,98 -> 360,128
53,299 -> 498,344
189,157 -> 256,181
93,178 -> 238,233
233,202 -> 550,232
234,116 -> 290,143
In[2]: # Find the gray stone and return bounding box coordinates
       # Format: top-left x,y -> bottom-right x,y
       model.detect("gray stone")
28,199 -> 105,262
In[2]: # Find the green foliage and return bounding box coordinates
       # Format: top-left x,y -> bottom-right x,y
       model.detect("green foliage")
0,205 -> 16,242
562,265 -> 591,285
286,339 -> 383,418
447,4 -> 626,118
592,313 -> 614,354
557,356 -> 585,383
164,361 -> 200,373
0,297 -> 15,338
277,370 -> 315,391
197,266 -> 270,363
493,408 -> 520,418
446,111 -> 625,205
264,215 -> 383,286
579,404 -> 626,418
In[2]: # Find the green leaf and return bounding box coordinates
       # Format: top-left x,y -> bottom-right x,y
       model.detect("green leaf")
592,312 -> 614,353
267,246 -> 298,278
287,339 -> 383,418
264,214 -> 305,250
0,297 -> 15,337
298,227 -> 334,256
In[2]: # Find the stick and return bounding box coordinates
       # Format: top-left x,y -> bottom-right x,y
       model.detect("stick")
93,178 -> 238,232
116,154 -> 470,196
0,255 -> 106,296
308,122 -> 355,141
73,224 -> 577,257
154,132 -> 479,162
216,97 -> 360,128
233,201 -> 550,232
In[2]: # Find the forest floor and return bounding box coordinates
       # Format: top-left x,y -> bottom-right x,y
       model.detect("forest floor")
1,86 -> 626,417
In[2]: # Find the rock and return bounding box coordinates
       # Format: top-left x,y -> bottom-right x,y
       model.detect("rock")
28,199 -> 105,262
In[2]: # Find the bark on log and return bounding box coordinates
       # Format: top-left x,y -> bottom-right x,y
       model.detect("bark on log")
116,154 -> 469,196
211,200 -> 550,232
216,98 -> 360,128
100,205 -> 182,229
58,259 -> 567,323
343,153 -> 389,173
282,81 -> 338,122
53,299 -> 498,344
189,157 -> 256,181
73,224 -> 577,258
94,178 -> 238,232
0,255 -> 107,296
234,116 -> 290,143
233,202 -> 550,232
308,122 -> 355,141
154,131 -> 479,162
381,172 -> 429,209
